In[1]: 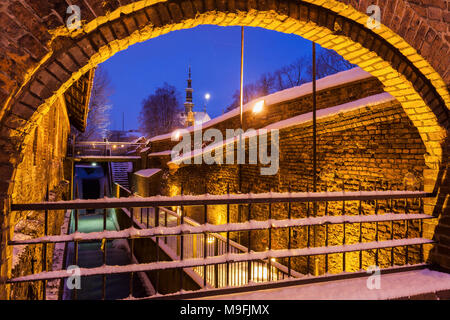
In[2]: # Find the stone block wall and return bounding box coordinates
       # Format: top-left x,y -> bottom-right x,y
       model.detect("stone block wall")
149,75 -> 385,154
3,96 -> 71,299
154,98 -> 432,275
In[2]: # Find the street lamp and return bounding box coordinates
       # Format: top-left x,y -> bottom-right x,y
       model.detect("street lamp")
173,130 -> 181,141
204,93 -> 210,113
252,100 -> 264,114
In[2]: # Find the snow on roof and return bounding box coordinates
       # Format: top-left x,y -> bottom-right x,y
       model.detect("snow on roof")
148,150 -> 172,157
131,136 -> 147,143
169,92 -> 395,165
194,111 -> 211,124
149,67 -> 372,142
139,147 -> 150,153
134,168 -> 161,178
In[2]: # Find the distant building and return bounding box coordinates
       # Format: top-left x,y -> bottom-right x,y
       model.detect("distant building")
178,67 -> 211,127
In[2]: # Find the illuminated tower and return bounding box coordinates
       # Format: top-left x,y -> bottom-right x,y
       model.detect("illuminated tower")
184,66 -> 195,127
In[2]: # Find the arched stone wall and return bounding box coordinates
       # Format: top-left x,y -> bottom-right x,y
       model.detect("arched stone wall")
0,0 -> 449,298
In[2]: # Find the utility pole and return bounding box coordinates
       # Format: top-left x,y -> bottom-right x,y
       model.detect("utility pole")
312,42 -> 317,194
239,26 -> 245,193
312,42 -> 319,276
240,26 -> 245,129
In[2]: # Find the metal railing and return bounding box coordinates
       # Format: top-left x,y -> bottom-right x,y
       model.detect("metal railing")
68,141 -> 146,157
117,183 -> 294,288
8,189 -> 435,299
134,206 -> 294,289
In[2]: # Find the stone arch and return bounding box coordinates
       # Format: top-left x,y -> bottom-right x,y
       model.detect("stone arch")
0,0 -> 449,296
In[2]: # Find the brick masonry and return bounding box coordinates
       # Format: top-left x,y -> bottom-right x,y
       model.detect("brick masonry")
1,95 -> 71,299
151,98 -> 432,275
137,76 -> 449,277
0,0 -> 449,298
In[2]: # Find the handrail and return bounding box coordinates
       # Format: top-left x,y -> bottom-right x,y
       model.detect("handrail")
8,213 -> 434,245
11,190 -> 433,211
76,141 -> 146,145
8,189 -> 434,298
156,207 -> 298,278
8,238 -> 435,283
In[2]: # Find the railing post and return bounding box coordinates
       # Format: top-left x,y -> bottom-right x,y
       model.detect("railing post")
214,237 -> 219,288
102,208 -> 107,300
247,201 -> 252,284
390,182 -> 395,267
342,181 -> 346,273
324,183 -> 329,274
288,182 -> 292,278
419,183 -> 424,263
129,238 -> 134,298
358,181 -> 363,271
130,207 -> 134,229
180,184 -> 184,292
42,188 -> 48,300
375,181 -> 379,267
155,206 -> 160,294
164,210 -> 168,245
268,187 -> 272,281
404,183 -> 409,265
226,183 -> 230,287
306,184 -> 310,274
203,184 -> 208,288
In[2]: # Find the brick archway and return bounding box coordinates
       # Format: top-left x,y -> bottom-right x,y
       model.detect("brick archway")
0,0 -> 449,296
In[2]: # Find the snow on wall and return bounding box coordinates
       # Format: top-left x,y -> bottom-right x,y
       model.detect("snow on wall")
169,92 -> 395,164
149,67 -> 372,142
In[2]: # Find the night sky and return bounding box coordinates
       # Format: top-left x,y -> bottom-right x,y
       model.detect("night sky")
101,25 -> 322,132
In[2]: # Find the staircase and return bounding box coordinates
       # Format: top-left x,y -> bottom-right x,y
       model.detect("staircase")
110,162 -> 133,190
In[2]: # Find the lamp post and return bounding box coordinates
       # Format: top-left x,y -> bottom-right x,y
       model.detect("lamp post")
240,27 -> 245,127
239,26 -> 245,193
204,93 -> 210,113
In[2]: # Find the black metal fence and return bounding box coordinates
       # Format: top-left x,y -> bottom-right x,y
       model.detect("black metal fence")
8,189 -> 435,299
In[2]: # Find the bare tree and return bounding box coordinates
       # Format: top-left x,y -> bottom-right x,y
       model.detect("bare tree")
273,57 -> 308,91
226,48 -> 354,111
306,49 -> 354,79
139,83 -> 183,138
226,73 -> 277,112
75,66 -> 113,141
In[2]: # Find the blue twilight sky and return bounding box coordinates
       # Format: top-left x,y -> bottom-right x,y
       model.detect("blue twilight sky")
100,25 -> 323,132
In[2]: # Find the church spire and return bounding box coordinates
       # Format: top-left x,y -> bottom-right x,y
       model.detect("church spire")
184,66 -> 195,127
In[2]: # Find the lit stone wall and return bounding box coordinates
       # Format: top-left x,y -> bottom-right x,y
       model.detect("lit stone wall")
6,96 -> 71,300
158,97 -> 432,275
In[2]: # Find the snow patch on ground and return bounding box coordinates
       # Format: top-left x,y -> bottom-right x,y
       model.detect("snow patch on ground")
199,268 -> 450,300
11,232 -> 32,270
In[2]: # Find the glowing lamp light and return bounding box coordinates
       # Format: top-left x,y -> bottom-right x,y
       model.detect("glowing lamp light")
113,145 -> 117,149
205,93 -> 211,100
253,100 -> 264,114
91,162 -> 97,167
120,144 -> 125,148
